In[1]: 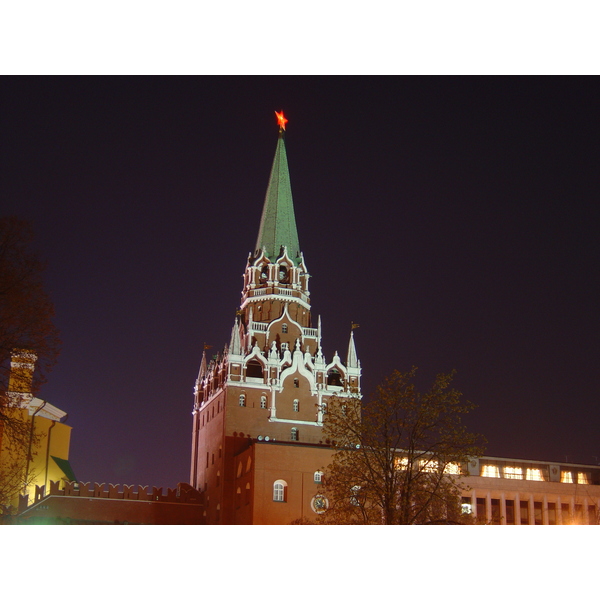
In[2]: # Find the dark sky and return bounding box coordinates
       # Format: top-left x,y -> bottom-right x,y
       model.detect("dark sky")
2,76 -> 599,489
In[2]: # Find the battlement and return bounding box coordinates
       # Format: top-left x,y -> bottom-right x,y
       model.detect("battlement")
20,480 -> 202,512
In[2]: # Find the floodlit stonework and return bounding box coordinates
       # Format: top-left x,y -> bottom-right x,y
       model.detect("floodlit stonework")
189,120 -> 360,524
189,117 -> 600,525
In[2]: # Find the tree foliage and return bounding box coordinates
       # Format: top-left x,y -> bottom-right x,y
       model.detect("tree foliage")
0,217 -> 60,512
318,368 -> 485,524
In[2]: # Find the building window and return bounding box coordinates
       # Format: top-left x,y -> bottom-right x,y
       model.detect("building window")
293,378 -> 299,388
561,471 -> 574,483
273,480 -> 287,502
260,395 -> 267,409
491,498 -> 501,524
327,369 -> 342,386
461,498 -> 473,515
476,497 -> 486,523
481,464 -> 500,478
314,471 -> 323,483
526,468 -> 544,481
282,324 -> 288,334
395,457 -> 409,470
246,360 -> 263,379
577,472 -> 589,485
293,399 -> 299,412
239,394 -> 246,407
420,459 -> 438,473
444,463 -> 461,475
504,466 -> 523,479
505,499 -> 515,524
588,505 -> 597,524
291,427 -> 299,441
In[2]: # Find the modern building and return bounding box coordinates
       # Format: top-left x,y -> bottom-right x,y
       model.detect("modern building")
462,455 -> 600,524
189,114 -> 600,525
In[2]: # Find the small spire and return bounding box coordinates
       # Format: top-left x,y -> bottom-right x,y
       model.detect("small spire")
347,330 -> 359,368
197,350 -> 207,380
229,319 -> 242,356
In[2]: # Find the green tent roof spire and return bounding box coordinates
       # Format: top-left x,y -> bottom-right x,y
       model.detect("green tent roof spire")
255,127 -> 301,263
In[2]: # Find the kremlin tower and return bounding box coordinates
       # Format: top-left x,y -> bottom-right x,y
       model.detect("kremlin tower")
189,113 -> 361,524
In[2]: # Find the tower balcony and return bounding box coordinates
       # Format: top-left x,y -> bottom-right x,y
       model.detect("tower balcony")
241,286 -> 311,310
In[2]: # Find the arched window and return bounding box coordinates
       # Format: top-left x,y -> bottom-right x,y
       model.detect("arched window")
239,394 -> 246,407
282,323 -> 288,334
293,399 -> 299,412
246,360 -> 263,379
273,480 -> 287,502
291,427 -> 299,441
314,471 -> 323,483
260,266 -> 269,281
245,482 -> 251,505
260,395 -> 267,409
327,369 -> 343,386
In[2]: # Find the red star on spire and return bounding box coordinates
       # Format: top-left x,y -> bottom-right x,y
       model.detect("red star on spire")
275,110 -> 288,131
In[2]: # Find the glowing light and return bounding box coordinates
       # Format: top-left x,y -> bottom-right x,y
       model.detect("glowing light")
421,459 -> 439,473
444,463 -> 461,475
275,110 -> 288,130
577,472 -> 589,484
482,464 -> 500,478
394,457 -> 409,470
561,471 -> 573,483
504,466 -> 523,479
526,468 -> 544,481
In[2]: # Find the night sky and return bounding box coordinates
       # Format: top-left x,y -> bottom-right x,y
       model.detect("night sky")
2,76 -> 599,490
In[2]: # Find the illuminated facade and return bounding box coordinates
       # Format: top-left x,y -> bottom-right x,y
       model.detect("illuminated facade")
189,117 -> 360,524
461,456 -> 600,524
190,116 -> 600,525
0,350 -> 73,512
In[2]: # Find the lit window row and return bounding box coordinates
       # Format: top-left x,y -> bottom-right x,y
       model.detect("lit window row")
481,464 -> 593,483
481,465 -> 545,481
394,457 -> 460,474
561,471 -> 589,484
